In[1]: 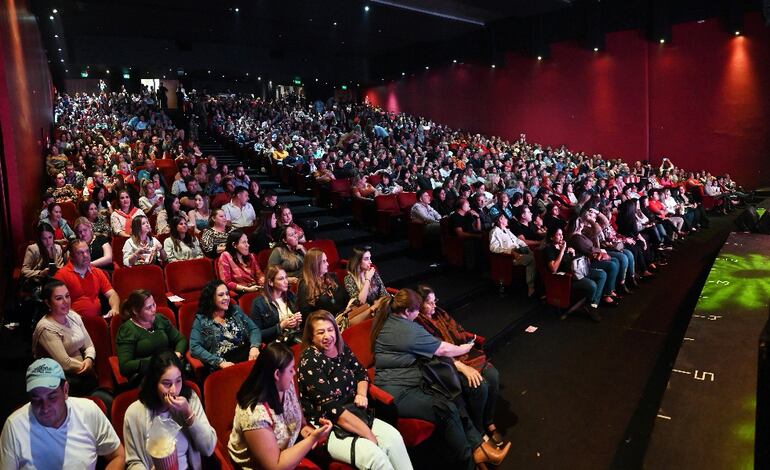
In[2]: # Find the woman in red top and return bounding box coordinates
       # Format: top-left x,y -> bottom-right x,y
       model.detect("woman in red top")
216,230 -> 265,296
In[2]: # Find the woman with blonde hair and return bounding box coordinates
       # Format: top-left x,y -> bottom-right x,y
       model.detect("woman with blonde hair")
296,248 -> 349,318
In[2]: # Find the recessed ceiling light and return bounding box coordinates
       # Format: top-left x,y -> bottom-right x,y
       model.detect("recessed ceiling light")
58,48 -> 61,51
106,69 -> 110,74
659,39 -> 665,44
246,72 -> 249,76
491,64 -> 496,69
364,6 -> 370,12
208,70 -> 211,74
425,66 -> 429,70
49,15 -> 54,20
401,72 -> 405,76
54,34 -> 58,38
234,7 -> 239,12
594,47 -> 599,52
333,22 -> 337,26
59,59 -> 64,62
734,31 -> 740,36
52,9 -> 58,14
537,56 -> 542,60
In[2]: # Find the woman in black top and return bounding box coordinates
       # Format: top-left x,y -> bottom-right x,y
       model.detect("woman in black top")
431,187 -> 452,217
248,210 -> 277,254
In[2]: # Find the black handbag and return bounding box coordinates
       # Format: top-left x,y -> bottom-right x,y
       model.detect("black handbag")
419,356 -> 462,400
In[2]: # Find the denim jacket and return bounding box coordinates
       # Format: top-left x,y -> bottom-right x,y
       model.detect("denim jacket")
189,306 -> 261,369
250,292 -> 297,344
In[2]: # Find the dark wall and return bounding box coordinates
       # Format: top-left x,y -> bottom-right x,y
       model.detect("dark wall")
0,0 -> 53,259
364,14 -> 770,189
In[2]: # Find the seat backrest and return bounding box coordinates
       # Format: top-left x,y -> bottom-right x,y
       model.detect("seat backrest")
111,235 -> 130,268
374,194 -> 399,212
368,174 -> 382,187
80,314 -> 112,392
303,239 -> 341,268
111,388 -> 140,443
59,201 -> 79,225
165,258 -> 214,297
178,301 -> 200,340
256,249 -> 272,272
330,178 -> 352,195
341,318 -> 375,370
204,361 -> 254,444
238,291 -> 260,317
397,192 -> 417,210
112,264 -> 168,308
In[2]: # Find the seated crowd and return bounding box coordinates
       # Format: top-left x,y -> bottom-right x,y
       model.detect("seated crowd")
3,87 -> 747,469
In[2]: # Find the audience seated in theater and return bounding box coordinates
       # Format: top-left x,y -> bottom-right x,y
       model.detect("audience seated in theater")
31,280 -> 101,397
122,215 -> 166,267
297,248 -> 350,318
371,288 -> 511,469
248,210 -> 277,254
190,280 -> 262,371
351,175 -> 377,200
155,194 -> 189,235
217,230 -> 264,294
228,342 -> 332,469
298,310 -> 413,469
276,204 -> 307,244
430,187 -> 452,217
73,217 -> 112,272
40,202 -> 76,247
138,179 -> 164,216
164,216 -> 203,263
223,187 -> 257,229
91,184 -> 113,216
580,208 -> 635,294
449,197 -> 482,238
79,199 -> 110,240
488,215 -> 536,297
411,188 -> 442,232
469,192 -> 493,231
0,358 -> 125,469
21,223 -> 67,293
116,290 -> 187,384
566,215 -> 621,306
200,208 -> 232,259
250,266 -> 302,345
415,285 -> 506,448
268,226 -> 306,281
542,227 -> 604,321
49,172 -> 80,204
188,192 -> 211,235
509,205 -> 545,247
54,239 -> 120,319
123,351 -> 217,469
111,189 -> 146,238
344,246 -> 389,308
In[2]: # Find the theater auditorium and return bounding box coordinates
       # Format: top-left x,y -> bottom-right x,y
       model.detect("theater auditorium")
1,0 -> 769,469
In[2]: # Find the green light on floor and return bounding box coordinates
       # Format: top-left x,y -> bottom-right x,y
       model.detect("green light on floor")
732,421 -> 755,441
736,454 -> 754,470
696,253 -> 770,312
757,208 -> 766,218
743,396 -> 756,411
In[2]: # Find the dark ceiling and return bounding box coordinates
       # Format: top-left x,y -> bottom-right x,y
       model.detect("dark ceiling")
33,0 -> 763,88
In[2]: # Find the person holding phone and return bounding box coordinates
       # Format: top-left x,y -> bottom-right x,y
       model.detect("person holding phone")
415,286 -> 506,449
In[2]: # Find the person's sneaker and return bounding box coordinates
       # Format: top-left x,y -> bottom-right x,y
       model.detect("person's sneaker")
587,307 -> 602,322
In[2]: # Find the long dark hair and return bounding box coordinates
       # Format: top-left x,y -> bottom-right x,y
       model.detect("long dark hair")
163,194 -> 181,218
236,342 -> 294,413
225,230 -> 248,267
36,223 -> 56,265
197,279 -> 235,319
370,288 -> 421,351
169,216 -> 194,250
255,210 -> 275,238
138,351 -> 193,411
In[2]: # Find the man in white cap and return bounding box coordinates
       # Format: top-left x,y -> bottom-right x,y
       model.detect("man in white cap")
0,358 -> 124,469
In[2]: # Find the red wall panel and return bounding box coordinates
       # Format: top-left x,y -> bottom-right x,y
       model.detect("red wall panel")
365,14 -> 770,189
0,0 -> 53,252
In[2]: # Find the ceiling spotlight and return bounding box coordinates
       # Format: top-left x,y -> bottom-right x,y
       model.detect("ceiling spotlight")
49,15 -> 54,20
734,31 -> 740,36
54,34 -> 58,38
453,59 -> 457,64
659,39 -> 665,44
246,72 -> 249,76
537,56 -> 542,61
593,47 -> 599,52
333,21 -> 337,26
364,5 -> 370,12
315,78 -> 319,82
59,59 -> 64,62
106,69 -> 110,74
207,70 -> 211,74
257,76 -> 262,80
58,48 -> 62,51
65,69 -> 68,72
491,64 -> 496,69
401,72 -> 405,76
425,66 -> 429,70
52,9 -> 58,13
234,7 -> 239,12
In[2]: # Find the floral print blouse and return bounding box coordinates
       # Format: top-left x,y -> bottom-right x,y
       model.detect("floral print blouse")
297,345 -> 368,426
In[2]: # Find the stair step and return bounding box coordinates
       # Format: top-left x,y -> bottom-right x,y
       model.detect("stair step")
311,228 -> 372,247
276,195 -> 314,207
311,215 -> 355,231
337,240 -> 409,262
376,256 -> 441,288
